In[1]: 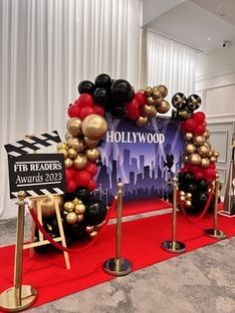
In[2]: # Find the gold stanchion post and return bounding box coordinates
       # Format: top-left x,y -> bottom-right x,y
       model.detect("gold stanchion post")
103,182 -> 132,276
161,176 -> 186,253
0,191 -> 37,312
204,173 -> 226,239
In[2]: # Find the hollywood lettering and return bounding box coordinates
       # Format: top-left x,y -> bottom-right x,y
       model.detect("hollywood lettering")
106,131 -> 165,144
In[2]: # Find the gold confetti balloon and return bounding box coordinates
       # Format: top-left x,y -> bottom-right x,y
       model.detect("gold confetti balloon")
136,116 -> 148,127
66,212 -> 78,224
82,114 -> 108,140
157,100 -> 170,114
74,153 -> 88,169
67,118 -> 82,136
85,148 -> 100,162
188,153 -> 202,165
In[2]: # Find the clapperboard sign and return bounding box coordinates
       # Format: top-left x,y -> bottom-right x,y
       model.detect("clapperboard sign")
5,131 -> 66,198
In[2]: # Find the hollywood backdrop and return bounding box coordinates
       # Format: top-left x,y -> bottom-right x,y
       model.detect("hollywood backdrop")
94,115 -> 184,203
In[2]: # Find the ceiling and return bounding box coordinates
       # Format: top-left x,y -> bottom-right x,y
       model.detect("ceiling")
143,0 -> 235,52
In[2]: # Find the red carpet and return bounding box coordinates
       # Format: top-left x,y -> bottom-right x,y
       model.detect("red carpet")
110,198 -> 171,218
0,210 -> 235,310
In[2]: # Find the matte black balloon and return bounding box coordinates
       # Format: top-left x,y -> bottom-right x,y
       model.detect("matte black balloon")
93,88 -> 109,106
75,188 -> 92,203
111,104 -> 126,118
183,172 -> 194,182
126,88 -> 135,102
171,93 -> 187,110
197,179 -> 209,192
64,222 -> 87,241
111,79 -> 132,102
78,80 -> 95,95
95,73 -> 112,89
187,183 -> 197,193
84,200 -> 107,225
186,94 -> 201,111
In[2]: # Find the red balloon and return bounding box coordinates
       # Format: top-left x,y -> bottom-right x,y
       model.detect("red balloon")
77,93 -> 94,108
204,168 -> 216,181
85,162 -> 98,176
194,171 -> 204,180
135,92 -> 146,107
66,180 -> 77,193
126,99 -> 141,120
193,112 -> 205,125
194,123 -> 206,135
68,103 -> 81,118
80,106 -> 96,120
93,104 -> 105,116
181,118 -> 195,133
75,170 -> 92,187
65,168 -> 73,182
87,179 -> 97,191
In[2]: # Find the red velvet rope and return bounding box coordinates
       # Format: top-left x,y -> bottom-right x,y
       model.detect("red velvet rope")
28,197 -> 117,254
178,184 -> 214,224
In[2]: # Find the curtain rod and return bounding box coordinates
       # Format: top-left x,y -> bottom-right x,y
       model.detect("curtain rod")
141,26 -> 203,54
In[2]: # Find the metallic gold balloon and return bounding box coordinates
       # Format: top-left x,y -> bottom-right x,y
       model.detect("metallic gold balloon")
201,157 -> 210,167
73,198 -> 83,206
57,142 -> 67,150
142,104 -> 157,117
193,136 -> 206,146
74,203 -> 86,215
58,148 -> 68,159
188,153 -> 202,165
86,226 -> 95,233
157,100 -> 170,114
82,114 -> 108,140
180,196 -> 186,202
197,145 -> 210,157
147,96 -> 155,106
136,116 -> 148,127
144,87 -> 153,97
67,137 -> 84,152
184,133 -> 193,141
65,131 -> 73,141
210,156 -> 217,163
85,148 -> 100,162
68,148 -> 78,159
74,153 -> 88,169
208,149 -> 213,158
66,212 -> 77,224
64,202 -> 75,212
185,193 -> 192,200
67,118 -> 82,136
84,137 -> 99,148
180,191 -> 185,197
64,158 -> 73,168
77,214 -> 84,223
157,85 -> 168,98
89,230 -> 98,238
41,198 -> 55,217
204,129 -> 210,139
152,90 -> 163,105
185,143 -> 196,154
185,200 -> 192,208
214,151 -> 219,158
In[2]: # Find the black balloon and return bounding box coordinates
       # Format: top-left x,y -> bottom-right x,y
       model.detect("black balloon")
111,104 -> 126,118
186,94 -> 201,111
84,200 -> 107,225
93,88 -> 109,107
111,79 -> 132,102
126,88 -> 135,102
186,183 -> 197,193
197,179 -> 209,192
171,93 -> 187,110
183,172 -> 194,182
95,73 -> 112,89
75,187 -> 92,204
78,80 -> 95,95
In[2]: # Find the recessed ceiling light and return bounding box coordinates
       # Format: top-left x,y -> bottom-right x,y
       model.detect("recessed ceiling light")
207,37 -> 211,41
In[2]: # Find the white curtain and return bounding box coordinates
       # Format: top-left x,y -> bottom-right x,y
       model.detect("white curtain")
144,30 -> 197,100
0,0 -> 142,219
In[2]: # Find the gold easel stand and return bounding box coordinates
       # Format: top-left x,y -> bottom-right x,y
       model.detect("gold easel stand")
25,195 -> 71,270
204,174 -> 226,239
103,183 -> 132,276
161,176 -> 186,253
0,192 -> 37,312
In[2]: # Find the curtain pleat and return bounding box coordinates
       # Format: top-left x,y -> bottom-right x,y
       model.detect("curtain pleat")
0,0 -> 142,218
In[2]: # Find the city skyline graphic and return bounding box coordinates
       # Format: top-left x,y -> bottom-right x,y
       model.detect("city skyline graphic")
94,115 -> 184,204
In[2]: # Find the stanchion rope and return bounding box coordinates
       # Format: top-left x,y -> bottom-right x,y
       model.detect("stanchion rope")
27,197 -> 117,254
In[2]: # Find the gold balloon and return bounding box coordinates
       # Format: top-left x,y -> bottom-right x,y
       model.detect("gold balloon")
77,214 -> 84,222
152,90 -> 163,105
144,87 -> 153,97
157,100 -> 170,114
193,136 -> 206,146
41,198 -> 55,217
188,153 -> 202,165
210,156 -> 217,163
66,212 -> 77,224
84,137 -> 99,148
68,148 -> 78,159
65,131 -> 73,140
204,129 -> 210,139
185,193 -> 192,200
147,96 -> 155,106
142,104 -> 157,117
64,202 -> 75,212
82,114 -> 108,140
74,153 -> 88,169
136,116 -> 148,127
208,149 -> 213,158
157,85 -> 168,98
86,226 -> 95,233
74,203 -> 86,215
67,137 -> 84,152
64,158 -> 73,168
201,157 -> 210,167
184,133 -> 193,141
67,118 -> 82,136
214,151 -> 219,158
73,198 -> 83,205
57,142 -> 67,150
180,191 -> 185,197
185,143 -> 196,154
185,200 -> 192,208
180,196 -> 186,202
197,145 -> 210,157
89,230 -> 98,238
58,148 -> 68,159
85,148 -> 100,162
